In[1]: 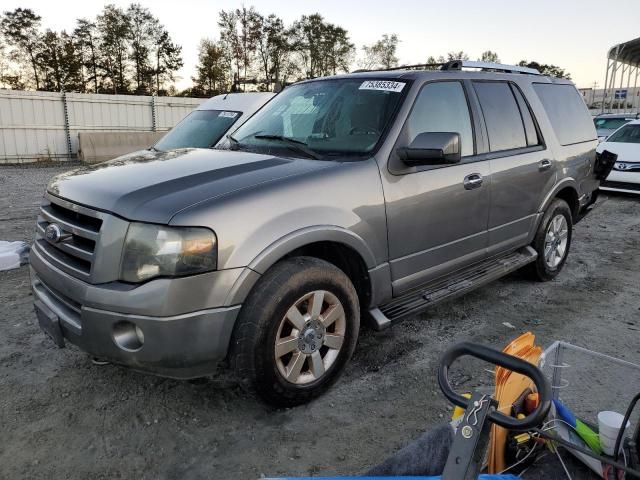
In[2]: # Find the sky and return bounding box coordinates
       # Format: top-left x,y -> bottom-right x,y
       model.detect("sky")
3,0 -> 640,90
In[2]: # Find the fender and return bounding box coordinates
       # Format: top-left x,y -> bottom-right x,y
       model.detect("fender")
538,177 -> 579,215
223,226 -> 378,306
248,225 -> 378,274
529,178 -> 579,243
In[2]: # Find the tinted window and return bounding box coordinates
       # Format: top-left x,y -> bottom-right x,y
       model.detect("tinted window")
406,81 -> 474,157
511,84 -> 540,147
155,110 -> 241,151
594,117 -> 632,130
473,82 -> 527,151
533,83 -> 597,146
607,123 -> 640,144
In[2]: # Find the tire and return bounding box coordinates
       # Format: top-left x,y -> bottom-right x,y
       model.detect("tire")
230,256 -> 360,407
526,198 -> 573,282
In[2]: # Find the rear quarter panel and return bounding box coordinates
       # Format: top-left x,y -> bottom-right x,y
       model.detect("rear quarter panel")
519,79 -> 598,211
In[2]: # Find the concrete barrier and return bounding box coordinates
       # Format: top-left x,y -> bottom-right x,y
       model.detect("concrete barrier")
78,131 -> 165,164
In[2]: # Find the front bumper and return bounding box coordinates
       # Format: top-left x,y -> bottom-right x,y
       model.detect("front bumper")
30,245 -> 252,379
600,170 -> 640,194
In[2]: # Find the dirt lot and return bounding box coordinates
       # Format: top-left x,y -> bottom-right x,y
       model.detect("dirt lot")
1,164 -> 639,479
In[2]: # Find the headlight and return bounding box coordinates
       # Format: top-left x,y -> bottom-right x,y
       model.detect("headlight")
120,223 -> 217,283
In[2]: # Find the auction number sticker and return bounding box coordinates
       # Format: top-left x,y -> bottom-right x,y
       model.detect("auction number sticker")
359,80 -> 406,92
219,111 -> 239,118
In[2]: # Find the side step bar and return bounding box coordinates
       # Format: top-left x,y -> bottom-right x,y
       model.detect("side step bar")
369,246 -> 537,330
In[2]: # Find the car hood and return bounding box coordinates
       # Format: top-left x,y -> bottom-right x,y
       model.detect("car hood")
596,141 -> 640,163
48,148 -> 332,223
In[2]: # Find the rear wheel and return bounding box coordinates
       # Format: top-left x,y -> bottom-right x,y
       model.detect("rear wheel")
526,198 -> 573,281
230,256 -> 360,407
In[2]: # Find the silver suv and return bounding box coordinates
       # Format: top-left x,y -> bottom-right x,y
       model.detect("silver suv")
31,61 -> 612,406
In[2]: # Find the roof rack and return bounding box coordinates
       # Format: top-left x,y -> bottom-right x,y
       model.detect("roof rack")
365,60 -> 541,75
442,60 -> 541,75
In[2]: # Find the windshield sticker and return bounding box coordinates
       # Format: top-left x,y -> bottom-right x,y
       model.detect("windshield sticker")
359,80 -> 406,92
219,111 -> 239,118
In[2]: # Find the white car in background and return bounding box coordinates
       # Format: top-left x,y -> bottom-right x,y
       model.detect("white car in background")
153,92 -> 275,151
597,119 -> 640,194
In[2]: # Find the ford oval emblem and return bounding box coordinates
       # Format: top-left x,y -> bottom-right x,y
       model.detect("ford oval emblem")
45,223 -> 64,243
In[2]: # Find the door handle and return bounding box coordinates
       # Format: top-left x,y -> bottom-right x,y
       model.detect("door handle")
539,159 -> 552,172
463,173 -> 483,190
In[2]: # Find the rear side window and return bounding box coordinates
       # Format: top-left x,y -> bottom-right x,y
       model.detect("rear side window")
533,84 -> 596,146
473,82 -> 528,152
511,85 -> 540,147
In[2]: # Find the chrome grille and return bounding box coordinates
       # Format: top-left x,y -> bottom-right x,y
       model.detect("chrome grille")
35,195 -> 103,281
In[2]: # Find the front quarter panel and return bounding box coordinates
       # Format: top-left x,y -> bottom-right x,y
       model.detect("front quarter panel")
169,159 -> 387,274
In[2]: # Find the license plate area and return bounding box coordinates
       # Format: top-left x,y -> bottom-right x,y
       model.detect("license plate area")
34,300 -> 65,348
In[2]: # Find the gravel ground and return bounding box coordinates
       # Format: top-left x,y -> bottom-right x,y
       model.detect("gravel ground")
1,164 -> 639,479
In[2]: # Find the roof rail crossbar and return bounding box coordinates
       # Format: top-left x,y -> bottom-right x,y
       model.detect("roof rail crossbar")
353,60 -> 541,75
441,60 -> 541,75
380,62 -> 444,72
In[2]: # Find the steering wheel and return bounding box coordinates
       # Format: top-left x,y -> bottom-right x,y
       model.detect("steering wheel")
349,126 -> 381,136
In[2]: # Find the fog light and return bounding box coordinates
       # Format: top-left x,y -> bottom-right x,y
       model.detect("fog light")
113,321 -> 144,352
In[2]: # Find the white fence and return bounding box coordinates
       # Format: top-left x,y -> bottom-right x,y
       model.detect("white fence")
0,89 -> 205,163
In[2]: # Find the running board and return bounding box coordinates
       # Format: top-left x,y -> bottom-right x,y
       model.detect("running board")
369,246 -> 537,330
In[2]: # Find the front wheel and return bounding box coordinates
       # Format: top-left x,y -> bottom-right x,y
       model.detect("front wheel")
526,198 -> 573,281
230,256 -> 360,407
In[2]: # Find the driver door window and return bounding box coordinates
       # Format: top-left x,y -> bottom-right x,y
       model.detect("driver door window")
406,82 -> 474,157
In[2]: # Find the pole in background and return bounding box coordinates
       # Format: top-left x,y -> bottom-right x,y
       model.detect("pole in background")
151,95 -> 157,132
61,90 -> 73,161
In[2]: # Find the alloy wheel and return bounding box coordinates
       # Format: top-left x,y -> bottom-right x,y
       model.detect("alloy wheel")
274,290 -> 346,385
544,214 -> 569,269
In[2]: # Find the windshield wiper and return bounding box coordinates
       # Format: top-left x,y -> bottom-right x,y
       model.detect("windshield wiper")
227,134 -> 241,150
253,134 -> 323,160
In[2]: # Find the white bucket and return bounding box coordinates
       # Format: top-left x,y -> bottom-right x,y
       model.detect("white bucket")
598,411 -> 631,455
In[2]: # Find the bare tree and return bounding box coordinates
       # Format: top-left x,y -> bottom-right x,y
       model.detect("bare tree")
290,14 -> 354,79
479,50 -> 500,63
96,4 -> 131,94
192,38 -> 229,96
518,60 -> 571,79
0,8 -> 43,89
218,7 -> 261,90
360,34 -> 399,70
152,29 -> 183,95
38,29 -> 84,92
74,19 -> 100,93
127,3 -> 158,94
447,51 -> 470,61
255,13 -> 289,90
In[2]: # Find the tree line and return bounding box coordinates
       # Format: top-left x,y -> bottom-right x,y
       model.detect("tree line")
0,5 -> 182,95
0,5 -> 571,98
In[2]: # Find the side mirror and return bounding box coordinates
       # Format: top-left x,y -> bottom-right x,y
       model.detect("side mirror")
397,132 -> 461,166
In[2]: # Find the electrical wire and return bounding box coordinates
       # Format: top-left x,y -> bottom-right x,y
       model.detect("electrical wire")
497,438 -> 540,474
554,447 -> 573,480
504,417 -> 631,479
496,419 -> 565,475
532,427 -> 640,478
518,452 -> 548,478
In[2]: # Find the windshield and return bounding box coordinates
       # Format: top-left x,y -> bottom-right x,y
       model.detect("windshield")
154,110 -> 241,151
594,117 -> 632,131
606,123 -> 640,144
230,78 -> 408,157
